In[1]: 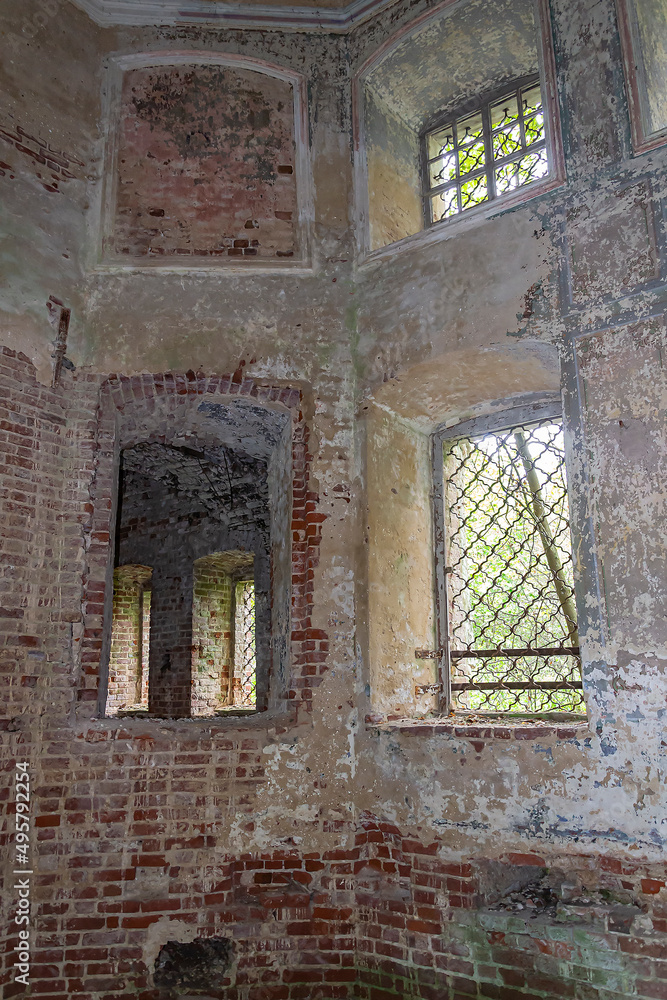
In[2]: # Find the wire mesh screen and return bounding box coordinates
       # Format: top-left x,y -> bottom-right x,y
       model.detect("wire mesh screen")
233,581 -> 256,708
443,417 -> 583,713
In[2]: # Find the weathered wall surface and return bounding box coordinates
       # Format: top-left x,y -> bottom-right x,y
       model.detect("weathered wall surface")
365,87 -> 422,250
0,0 -> 666,996
112,63 -> 297,260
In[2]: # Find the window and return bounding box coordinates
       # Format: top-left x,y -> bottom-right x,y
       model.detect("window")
105,431 -> 276,719
617,0 -> 667,152
433,402 -> 583,715
232,580 -> 257,708
422,76 -> 549,226
191,553 -> 258,715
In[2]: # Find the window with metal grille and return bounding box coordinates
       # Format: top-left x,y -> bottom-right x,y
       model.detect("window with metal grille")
232,580 -> 256,708
422,75 -> 549,226
433,404 -> 583,715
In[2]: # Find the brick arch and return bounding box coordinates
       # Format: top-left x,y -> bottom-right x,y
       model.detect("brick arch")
77,371 -> 326,722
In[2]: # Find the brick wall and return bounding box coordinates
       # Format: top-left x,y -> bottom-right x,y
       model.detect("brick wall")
0,355 -> 330,998
148,561 -> 195,719
0,119 -> 85,194
75,370 -> 318,721
4,728 -> 667,1000
112,63 -> 298,261
5,352 -> 665,998
0,347 -> 80,998
353,816 -> 667,1000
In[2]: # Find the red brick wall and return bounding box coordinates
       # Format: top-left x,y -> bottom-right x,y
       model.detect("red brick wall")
4,738 -> 667,1000
2,350 -> 666,999
112,62 -> 297,261
147,560 -> 195,719
352,816 -> 667,1000
75,371 -> 316,719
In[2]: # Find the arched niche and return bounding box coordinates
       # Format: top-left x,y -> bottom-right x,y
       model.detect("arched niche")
99,52 -> 311,269
362,341 -> 562,718
354,0 -> 562,256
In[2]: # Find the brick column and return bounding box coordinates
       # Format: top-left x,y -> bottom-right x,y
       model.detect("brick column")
107,564 -> 152,714
191,559 -> 233,715
148,562 -> 194,718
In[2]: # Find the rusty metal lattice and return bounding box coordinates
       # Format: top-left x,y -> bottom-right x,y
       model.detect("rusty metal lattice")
442,417 -> 582,713
424,76 -> 548,225
233,580 -> 256,708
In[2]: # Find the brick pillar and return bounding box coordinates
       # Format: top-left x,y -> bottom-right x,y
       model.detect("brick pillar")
148,563 -> 194,718
191,558 -> 233,716
107,564 -> 152,714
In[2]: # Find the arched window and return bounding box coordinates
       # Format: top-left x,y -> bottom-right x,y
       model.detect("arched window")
355,0 -> 563,255
432,399 -> 582,716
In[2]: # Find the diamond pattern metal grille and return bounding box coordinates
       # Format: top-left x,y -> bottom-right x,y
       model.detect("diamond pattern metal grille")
233,580 -> 256,708
443,418 -> 582,713
424,77 -> 549,225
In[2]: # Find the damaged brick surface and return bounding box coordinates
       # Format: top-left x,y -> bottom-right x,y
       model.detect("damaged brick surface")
112,63 -> 298,260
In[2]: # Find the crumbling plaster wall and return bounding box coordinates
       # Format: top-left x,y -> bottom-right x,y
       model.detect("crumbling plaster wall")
350,0 -> 667,858
0,0 -> 666,994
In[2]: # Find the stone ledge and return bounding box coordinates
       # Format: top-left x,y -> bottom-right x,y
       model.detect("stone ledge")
365,716 -> 590,741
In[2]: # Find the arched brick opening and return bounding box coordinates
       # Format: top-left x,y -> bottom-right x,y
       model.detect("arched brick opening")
76,371 -> 324,722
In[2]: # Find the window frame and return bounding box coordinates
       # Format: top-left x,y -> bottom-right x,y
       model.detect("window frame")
420,73 -> 549,229
431,395 -> 583,717
616,0 -> 667,154
354,0 -> 565,262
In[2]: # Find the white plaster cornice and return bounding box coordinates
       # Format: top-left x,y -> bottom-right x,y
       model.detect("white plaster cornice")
68,0 -> 396,32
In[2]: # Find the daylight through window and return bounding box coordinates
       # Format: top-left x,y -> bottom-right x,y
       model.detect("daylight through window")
233,580 -> 257,708
437,413 -> 583,714
423,76 -> 548,225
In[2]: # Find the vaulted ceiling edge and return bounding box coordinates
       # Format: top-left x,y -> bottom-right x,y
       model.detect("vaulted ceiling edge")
68,0 -> 397,31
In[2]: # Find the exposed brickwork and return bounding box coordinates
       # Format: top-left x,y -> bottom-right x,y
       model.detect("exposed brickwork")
289,419 -> 328,712
0,346 -> 75,730
191,552 -> 256,715
367,719 -> 589,741
112,64 -> 297,260
0,353 -> 331,997
0,350 -> 666,998
192,555 -> 234,714
0,120 -> 84,192
3,757 -> 667,999
352,816 -> 667,1000
71,371 -> 318,720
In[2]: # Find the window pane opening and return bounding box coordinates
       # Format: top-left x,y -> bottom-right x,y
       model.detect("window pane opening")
233,580 -> 257,709
424,76 -> 549,226
103,424 -> 283,720
442,416 -> 583,715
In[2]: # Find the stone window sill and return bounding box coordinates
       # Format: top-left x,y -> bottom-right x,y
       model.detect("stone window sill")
81,705 -> 297,741
365,715 -> 589,740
